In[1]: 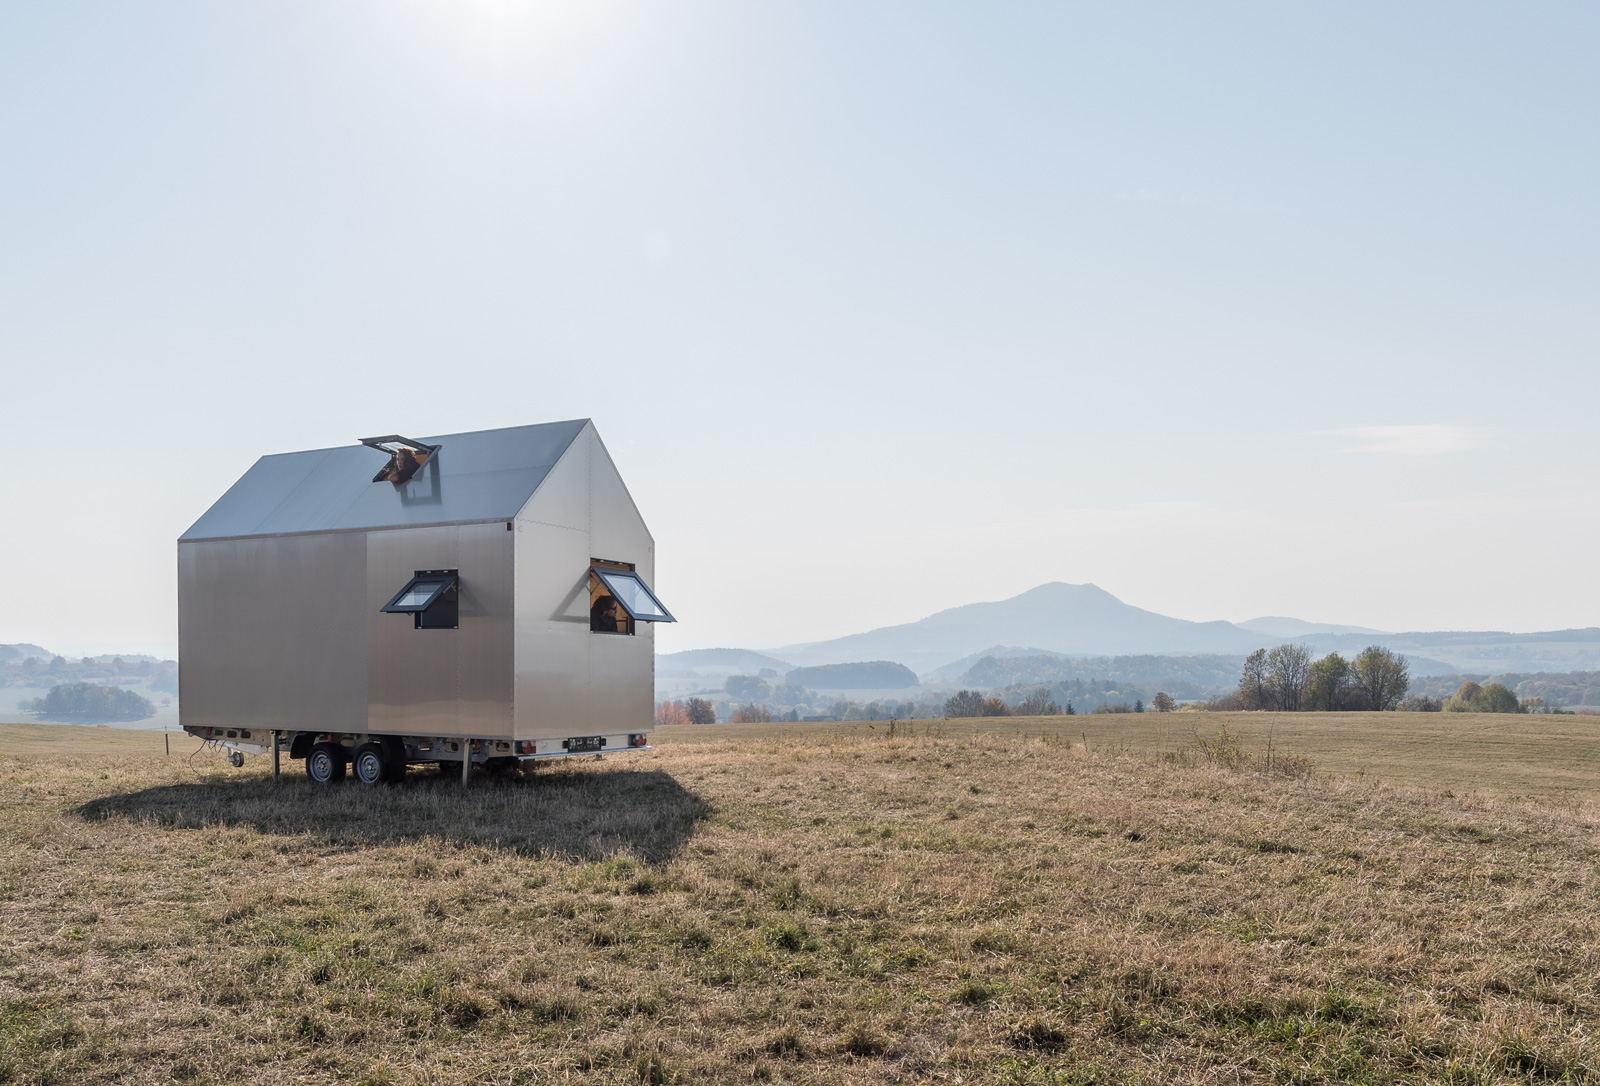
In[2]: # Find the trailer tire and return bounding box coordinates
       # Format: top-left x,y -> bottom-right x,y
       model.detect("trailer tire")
306,742 -> 345,784
352,743 -> 389,787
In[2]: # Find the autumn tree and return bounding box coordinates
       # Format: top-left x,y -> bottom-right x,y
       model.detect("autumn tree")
654,700 -> 691,727
943,690 -> 985,718
1265,643 -> 1313,712
1350,645 -> 1410,711
1015,688 -> 1062,716
1239,649 -> 1271,709
1306,653 -> 1354,711
685,697 -> 716,725
1151,691 -> 1176,713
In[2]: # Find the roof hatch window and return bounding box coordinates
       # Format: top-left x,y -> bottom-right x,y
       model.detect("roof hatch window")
361,435 -> 441,485
590,564 -> 673,634
382,570 -> 459,629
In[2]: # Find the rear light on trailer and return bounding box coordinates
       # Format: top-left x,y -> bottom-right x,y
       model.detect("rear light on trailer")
517,741 -> 535,755
629,734 -> 647,747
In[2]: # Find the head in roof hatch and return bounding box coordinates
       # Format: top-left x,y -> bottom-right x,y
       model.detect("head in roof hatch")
591,594 -> 622,633
387,447 -> 421,484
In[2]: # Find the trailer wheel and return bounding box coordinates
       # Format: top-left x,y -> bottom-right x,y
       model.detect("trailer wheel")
306,742 -> 345,784
228,750 -> 245,768
353,743 -> 389,787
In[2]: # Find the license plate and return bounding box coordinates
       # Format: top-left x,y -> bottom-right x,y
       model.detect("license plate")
566,736 -> 605,753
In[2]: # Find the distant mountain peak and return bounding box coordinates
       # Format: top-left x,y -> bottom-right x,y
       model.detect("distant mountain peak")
775,581 -> 1261,672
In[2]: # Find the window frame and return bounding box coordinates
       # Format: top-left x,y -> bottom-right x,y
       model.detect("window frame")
380,570 -> 460,630
591,567 -> 675,624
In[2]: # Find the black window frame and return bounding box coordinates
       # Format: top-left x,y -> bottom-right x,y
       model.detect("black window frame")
381,570 -> 460,630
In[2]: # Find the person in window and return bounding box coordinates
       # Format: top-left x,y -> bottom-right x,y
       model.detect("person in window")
591,595 -> 623,633
386,447 -> 420,483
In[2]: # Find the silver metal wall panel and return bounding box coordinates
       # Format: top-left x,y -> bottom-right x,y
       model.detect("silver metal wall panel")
512,424 -> 656,740
584,429 -> 657,733
366,524 -> 514,738
513,519 -> 594,738
178,534 -> 369,732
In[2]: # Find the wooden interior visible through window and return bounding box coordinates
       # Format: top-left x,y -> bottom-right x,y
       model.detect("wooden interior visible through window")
589,560 -> 636,635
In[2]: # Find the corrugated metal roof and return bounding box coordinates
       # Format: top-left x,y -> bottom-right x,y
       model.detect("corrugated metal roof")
181,419 -> 590,541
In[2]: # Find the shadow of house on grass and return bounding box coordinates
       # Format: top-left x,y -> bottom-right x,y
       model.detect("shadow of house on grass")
77,764 -> 709,864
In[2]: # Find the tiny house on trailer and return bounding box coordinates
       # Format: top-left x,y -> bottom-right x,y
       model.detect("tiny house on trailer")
177,420 -> 674,785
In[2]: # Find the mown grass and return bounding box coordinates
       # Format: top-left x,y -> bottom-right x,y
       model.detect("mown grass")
0,719 -> 1597,1084
658,710 -> 1600,800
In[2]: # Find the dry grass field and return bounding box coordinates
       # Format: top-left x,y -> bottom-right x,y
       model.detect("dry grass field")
2,714 -> 1599,1085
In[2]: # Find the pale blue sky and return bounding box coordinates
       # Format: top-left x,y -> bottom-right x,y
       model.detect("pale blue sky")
3,2 -> 1596,657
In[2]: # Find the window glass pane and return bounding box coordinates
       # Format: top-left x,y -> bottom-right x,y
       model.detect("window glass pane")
395,584 -> 443,608
381,573 -> 456,614
596,570 -> 671,619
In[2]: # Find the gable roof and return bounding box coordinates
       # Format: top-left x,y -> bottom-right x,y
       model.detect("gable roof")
181,419 -> 591,541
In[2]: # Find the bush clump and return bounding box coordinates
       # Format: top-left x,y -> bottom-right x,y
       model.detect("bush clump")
1442,681 -> 1522,714
20,682 -> 154,721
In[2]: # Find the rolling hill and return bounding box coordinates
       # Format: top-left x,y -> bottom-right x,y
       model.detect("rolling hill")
775,583 -> 1263,673
763,583 -> 1600,677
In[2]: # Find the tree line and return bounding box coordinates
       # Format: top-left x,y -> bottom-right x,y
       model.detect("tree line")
19,682 -> 155,721
1229,644 -> 1410,712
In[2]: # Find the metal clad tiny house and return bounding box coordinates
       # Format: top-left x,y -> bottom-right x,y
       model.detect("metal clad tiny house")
178,420 -> 673,784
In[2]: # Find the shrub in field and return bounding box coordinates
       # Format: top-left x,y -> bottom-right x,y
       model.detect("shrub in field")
731,704 -> 773,724
1443,681 -> 1522,714
1191,725 -> 1252,769
1189,725 -> 1314,778
979,697 -> 1010,717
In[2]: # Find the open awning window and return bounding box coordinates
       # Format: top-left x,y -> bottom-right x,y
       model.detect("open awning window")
592,568 -> 675,623
381,573 -> 458,614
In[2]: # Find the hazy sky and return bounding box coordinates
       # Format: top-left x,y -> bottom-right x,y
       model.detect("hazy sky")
3,2 -> 1596,659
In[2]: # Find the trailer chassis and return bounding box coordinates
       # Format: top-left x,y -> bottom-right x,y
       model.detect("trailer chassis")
184,726 -> 651,786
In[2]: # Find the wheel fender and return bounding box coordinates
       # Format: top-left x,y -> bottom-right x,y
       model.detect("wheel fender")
289,733 -> 316,760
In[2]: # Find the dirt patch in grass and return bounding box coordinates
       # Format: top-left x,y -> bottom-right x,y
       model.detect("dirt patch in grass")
1,722 -> 1597,1083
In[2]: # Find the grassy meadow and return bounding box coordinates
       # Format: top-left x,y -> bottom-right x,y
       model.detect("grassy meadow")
1,713 -> 1598,1084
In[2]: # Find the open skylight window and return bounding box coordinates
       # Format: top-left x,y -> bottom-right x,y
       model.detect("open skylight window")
381,570 -> 459,629
592,568 -> 674,624
361,435 -> 441,484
